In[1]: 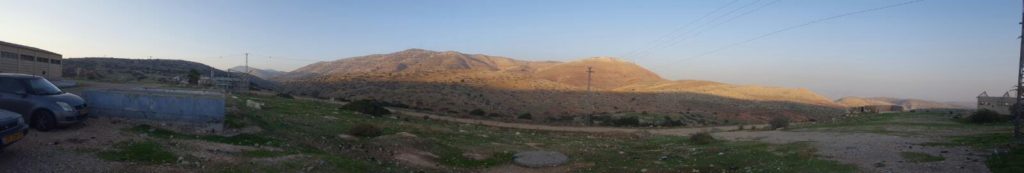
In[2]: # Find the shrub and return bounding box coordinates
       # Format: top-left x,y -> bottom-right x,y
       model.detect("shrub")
487,113 -> 502,117
470,109 -> 486,116
969,109 -> 1004,124
770,117 -> 790,129
348,124 -> 383,138
276,93 -> 294,99
518,113 -> 532,120
341,100 -> 392,116
689,132 -> 715,145
611,116 -> 640,127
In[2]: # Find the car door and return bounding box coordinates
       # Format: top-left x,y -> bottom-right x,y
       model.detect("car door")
0,78 -> 32,116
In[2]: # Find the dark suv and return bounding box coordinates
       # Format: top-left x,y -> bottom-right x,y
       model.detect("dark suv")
0,73 -> 88,131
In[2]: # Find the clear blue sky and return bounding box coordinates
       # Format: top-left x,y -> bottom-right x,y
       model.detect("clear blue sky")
0,0 -> 1019,103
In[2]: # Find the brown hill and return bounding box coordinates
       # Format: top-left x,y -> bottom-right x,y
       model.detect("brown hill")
279,49 -> 556,80
835,97 -> 968,110
532,57 -> 664,89
276,49 -> 845,124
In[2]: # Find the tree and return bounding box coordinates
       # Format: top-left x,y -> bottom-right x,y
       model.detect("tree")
187,69 -> 201,85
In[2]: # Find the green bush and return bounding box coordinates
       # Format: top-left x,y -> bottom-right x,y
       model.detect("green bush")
611,116 -> 640,127
970,109 -> 1005,124
517,113 -> 532,120
470,109 -> 486,116
348,124 -> 383,138
276,93 -> 294,99
689,132 -> 716,145
341,100 -> 392,116
770,117 -> 790,129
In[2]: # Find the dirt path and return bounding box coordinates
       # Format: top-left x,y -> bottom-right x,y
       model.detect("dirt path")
387,108 -> 769,136
715,130 -> 990,173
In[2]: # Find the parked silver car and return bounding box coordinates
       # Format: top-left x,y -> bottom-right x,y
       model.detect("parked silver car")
0,73 -> 88,131
0,109 -> 28,150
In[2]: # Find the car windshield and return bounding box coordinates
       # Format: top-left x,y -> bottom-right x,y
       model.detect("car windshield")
27,78 -> 62,95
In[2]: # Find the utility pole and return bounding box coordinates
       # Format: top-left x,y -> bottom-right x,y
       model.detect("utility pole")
586,66 -> 595,125
1015,0 -> 1024,143
244,53 -> 249,91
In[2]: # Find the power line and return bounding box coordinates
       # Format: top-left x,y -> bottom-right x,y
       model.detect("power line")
619,0 -> 740,59
673,0 -> 926,65
628,0 -> 778,60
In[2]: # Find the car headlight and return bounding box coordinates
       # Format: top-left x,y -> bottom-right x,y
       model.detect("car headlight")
56,102 -> 74,112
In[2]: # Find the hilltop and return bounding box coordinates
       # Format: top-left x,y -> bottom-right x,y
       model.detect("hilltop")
277,49 -> 845,124
228,66 -> 286,79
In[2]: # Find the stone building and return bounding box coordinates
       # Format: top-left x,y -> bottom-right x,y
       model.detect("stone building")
977,91 -> 1014,115
0,40 -> 62,79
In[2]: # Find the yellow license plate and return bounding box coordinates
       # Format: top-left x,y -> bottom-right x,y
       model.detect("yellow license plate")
3,132 -> 24,144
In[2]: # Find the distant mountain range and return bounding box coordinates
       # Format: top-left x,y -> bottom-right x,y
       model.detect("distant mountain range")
228,66 -> 286,79
276,49 -> 846,123
835,97 -> 971,110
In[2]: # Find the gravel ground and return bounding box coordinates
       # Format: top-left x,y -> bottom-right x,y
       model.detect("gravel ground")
714,131 -> 990,173
0,117 -> 136,173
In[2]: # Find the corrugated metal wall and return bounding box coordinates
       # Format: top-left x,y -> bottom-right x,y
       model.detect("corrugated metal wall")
0,43 -> 62,79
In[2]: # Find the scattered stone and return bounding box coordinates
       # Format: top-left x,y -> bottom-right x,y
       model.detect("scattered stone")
246,100 -> 263,110
395,132 -> 418,138
513,151 -> 569,168
337,134 -> 359,141
462,153 -> 488,161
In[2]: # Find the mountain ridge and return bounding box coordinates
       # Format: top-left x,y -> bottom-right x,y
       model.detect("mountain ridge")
276,49 -> 847,122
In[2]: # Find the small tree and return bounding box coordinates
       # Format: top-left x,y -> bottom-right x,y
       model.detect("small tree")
470,109 -> 486,116
770,117 -> 790,129
518,113 -> 533,120
689,132 -> 715,145
187,69 -> 201,85
348,124 -> 383,138
341,100 -> 391,116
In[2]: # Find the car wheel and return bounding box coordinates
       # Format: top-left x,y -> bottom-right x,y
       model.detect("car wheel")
32,111 -> 57,132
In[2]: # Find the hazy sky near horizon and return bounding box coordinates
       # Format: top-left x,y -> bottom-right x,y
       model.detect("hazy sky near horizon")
0,0 -> 1018,102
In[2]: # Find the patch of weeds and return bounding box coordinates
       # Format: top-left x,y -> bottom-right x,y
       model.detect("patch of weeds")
689,132 -> 716,145
98,141 -> 176,164
348,123 -> 383,138
900,152 -> 944,163
948,133 -> 1012,149
433,144 -> 512,168
324,155 -> 372,172
127,124 -> 278,146
988,146 -> 1024,173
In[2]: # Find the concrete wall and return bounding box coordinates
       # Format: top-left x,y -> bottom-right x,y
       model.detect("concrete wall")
83,88 -> 225,130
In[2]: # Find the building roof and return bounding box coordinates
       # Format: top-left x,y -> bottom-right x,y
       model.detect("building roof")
0,40 -> 61,56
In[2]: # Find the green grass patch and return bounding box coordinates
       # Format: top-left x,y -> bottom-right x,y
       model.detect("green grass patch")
127,124 -> 278,146
98,141 -> 176,164
900,152 -> 944,163
988,147 -> 1024,173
